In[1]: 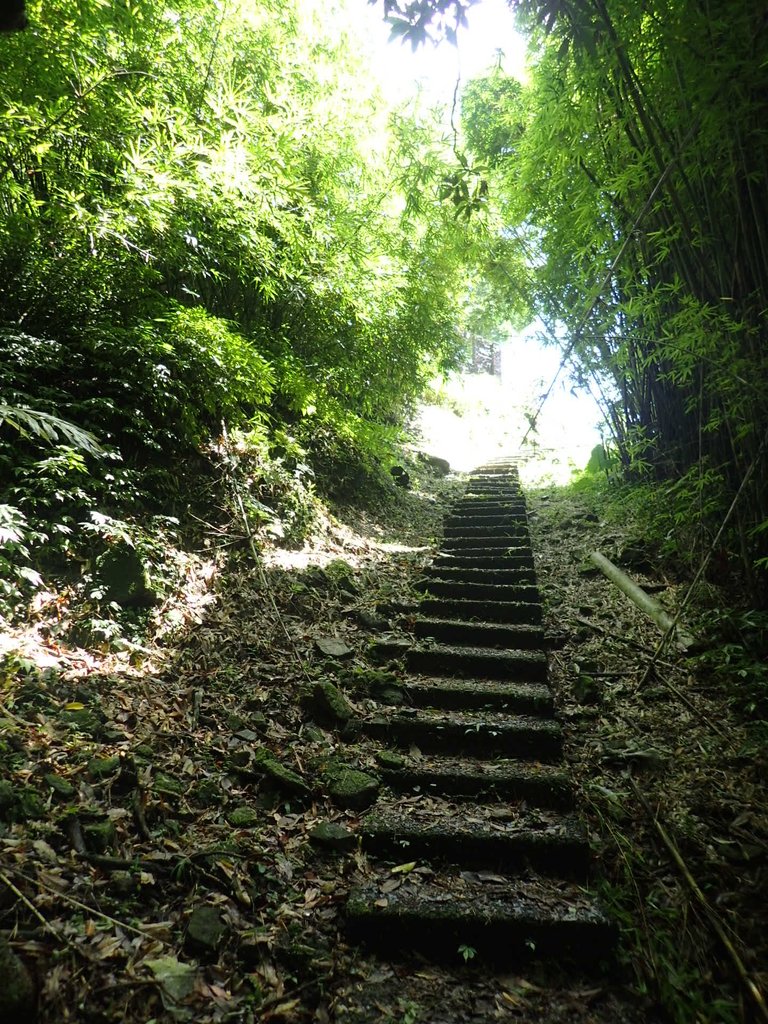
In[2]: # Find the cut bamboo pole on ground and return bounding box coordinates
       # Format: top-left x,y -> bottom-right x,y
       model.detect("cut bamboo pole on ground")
589,551 -> 694,650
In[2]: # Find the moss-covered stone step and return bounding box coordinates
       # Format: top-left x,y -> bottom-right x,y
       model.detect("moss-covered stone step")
346,872 -> 614,964
423,565 -> 537,586
379,753 -> 572,807
372,640 -> 547,681
463,485 -> 523,497
416,579 -> 541,602
359,802 -> 589,877
405,676 -> 553,714
443,523 -> 529,540
433,552 -> 534,569
450,498 -> 527,511
416,597 -> 542,624
347,708 -> 562,760
444,511 -> 528,527
439,536 -> 532,554
412,617 -> 545,650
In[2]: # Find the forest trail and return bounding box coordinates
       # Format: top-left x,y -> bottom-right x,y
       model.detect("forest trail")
333,461 -> 615,1019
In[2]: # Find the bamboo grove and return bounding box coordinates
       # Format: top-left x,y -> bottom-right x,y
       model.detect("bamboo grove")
454,0 -> 768,592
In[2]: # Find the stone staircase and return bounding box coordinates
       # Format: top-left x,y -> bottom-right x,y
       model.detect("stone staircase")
344,460 -> 614,966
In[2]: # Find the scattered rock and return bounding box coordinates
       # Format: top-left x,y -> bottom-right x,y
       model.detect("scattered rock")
309,820 -> 356,853
326,766 -> 379,811
110,871 -> 140,896
390,466 -> 411,488
0,783 -> 44,823
301,681 -> 354,725
185,906 -> 226,955
0,781 -> 16,820
61,706 -> 105,740
227,806 -> 260,828
44,773 -> 76,799
376,750 -> 406,770
349,608 -> 390,631
0,936 -> 36,1024
95,542 -> 157,608
153,772 -> 184,796
418,452 -> 451,476
88,756 -> 120,780
83,820 -> 117,853
303,725 -> 327,743
253,748 -> 309,796
194,779 -> 222,806
315,637 -> 354,659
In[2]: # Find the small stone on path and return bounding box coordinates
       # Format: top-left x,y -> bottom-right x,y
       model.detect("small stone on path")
185,906 -> 226,955
309,821 -> 356,853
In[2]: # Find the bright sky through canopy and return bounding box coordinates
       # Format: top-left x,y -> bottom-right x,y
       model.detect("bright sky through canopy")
356,0 -> 603,480
360,0 -> 528,102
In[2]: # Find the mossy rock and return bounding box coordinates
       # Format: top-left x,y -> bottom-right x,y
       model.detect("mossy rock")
185,905 -> 226,955
153,772 -> 184,796
376,750 -> 407,770
45,773 -> 76,799
301,681 -> 354,726
227,806 -> 260,828
253,749 -> 309,796
309,820 -> 356,853
194,779 -> 222,807
0,782 -> 44,823
0,937 -> 35,1024
95,542 -> 157,608
61,706 -> 106,739
83,820 -> 117,853
325,765 -> 379,811
88,756 -> 120,780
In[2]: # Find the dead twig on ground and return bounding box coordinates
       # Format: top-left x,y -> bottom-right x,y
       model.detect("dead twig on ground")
629,777 -> 768,1023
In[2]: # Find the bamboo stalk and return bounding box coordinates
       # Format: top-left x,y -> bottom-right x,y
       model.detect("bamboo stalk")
589,550 -> 694,649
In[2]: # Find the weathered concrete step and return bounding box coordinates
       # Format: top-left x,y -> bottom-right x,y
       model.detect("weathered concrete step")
416,579 -> 540,602
348,709 -> 562,759
360,802 -> 589,876
423,566 -> 536,586
443,524 -> 529,540
373,640 -> 547,680
437,545 -> 536,561
346,873 -> 614,964
413,617 -> 544,649
445,511 -> 528,526
405,676 -> 553,714
440,536 -> 531,553
463,489 -> 523,499
418,597 -> 542,624
379,753 -> 571,806
451,502 -> 527,515
433,552 -> 534,569
452,496 -> 526,507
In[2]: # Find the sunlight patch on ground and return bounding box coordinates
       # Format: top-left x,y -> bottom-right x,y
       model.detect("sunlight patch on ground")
411,336 -> 603,487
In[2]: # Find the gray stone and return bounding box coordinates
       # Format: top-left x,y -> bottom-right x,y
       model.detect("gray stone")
315,637 -> 353,659
309,821 -> 356,853
185,906 -> 226,954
